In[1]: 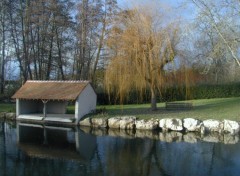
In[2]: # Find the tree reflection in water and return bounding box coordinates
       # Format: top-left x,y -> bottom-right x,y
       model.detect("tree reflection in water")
103,136 -> 157,175
1,121 -> 240,176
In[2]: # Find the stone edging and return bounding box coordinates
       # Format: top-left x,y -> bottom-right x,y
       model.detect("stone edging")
0,112 -> 16,121
1,112 -> 239,136
79,117 -> 240,135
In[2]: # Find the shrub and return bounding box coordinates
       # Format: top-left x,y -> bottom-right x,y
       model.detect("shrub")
97,83 -> 240,105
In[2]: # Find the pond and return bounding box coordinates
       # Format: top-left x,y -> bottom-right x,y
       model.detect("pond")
1,120 -> 240,176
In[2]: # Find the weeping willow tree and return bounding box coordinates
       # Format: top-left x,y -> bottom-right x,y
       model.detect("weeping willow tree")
105,6 -> 179,110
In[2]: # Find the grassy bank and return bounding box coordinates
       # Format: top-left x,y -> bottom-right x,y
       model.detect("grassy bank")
0,103 -> 15,113
2,97 -> 240,121
92,97 -> 240,121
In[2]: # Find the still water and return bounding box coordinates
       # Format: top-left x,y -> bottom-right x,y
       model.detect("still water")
1,120 -> 240,176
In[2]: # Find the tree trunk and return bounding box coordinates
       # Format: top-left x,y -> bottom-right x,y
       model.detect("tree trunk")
46,26 -> 54,80
9,6 -> 27,82
30,25 -> 38,79
56,29 -> 65,80
92,17 -> 106,82
151,86 -> 157,111
1,12 -> 5,94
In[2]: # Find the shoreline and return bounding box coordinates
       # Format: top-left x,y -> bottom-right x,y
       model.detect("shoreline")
1,111 -> 240,136
80,116 -> 240,135
1,112 -> 240,136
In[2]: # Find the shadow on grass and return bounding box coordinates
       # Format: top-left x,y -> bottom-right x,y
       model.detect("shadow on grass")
105,97 -> 240,117
106,106 -> 194,116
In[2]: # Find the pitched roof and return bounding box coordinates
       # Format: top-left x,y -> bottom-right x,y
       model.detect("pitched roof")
12,80 -> 90,101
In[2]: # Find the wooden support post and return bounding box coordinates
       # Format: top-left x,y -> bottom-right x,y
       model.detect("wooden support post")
42,100 -> 48,118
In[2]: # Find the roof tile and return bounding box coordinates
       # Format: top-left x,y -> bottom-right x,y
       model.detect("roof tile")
12,80 -> 90,100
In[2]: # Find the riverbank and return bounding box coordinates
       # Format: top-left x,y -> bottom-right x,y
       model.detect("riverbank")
1,97 -> 240,135
2,97 -> 240,121
79,116 -> 240,135
90,97 -> 240,121
1,112 -> 240,144
0,112 -> 16,121
2,112 -> 239,136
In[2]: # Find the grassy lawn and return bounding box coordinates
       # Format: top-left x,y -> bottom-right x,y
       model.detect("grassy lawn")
0,103 -> 15,113
91,97 -> 240,121
2,97 -> 240,121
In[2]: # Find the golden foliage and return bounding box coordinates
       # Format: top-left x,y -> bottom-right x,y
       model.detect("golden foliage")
105,7 -> 179,107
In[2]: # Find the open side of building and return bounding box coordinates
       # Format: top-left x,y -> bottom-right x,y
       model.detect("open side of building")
12,80 -> 97,124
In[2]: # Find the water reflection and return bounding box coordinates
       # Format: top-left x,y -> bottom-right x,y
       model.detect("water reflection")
17,123 -> 97,162
1,121 -> 240,176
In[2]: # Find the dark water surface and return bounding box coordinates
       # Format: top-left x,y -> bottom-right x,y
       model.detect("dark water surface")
1,121 -> 240,176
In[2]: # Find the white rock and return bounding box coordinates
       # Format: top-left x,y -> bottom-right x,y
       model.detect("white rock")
0,112 -> 6,119
159,118 -> 183,131
200,125 -> 205,134
91,118 -> 108,128
159,119 -> 166,130
79,117 -> 92,126
108,117 -> 121,129
135,119 -> 159,130
5,113 -> 16,120
135,120 -> 145,129
183,118 -> 202,132
223,120 -> 240,135
203,119 -> 223,133
119,116 -> 136,130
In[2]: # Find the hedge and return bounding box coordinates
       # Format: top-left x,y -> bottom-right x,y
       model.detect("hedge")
97,83 -> 240,105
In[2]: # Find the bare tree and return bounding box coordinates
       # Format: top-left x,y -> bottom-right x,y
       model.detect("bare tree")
8,0 -> 74,82
191,0 -> 240,66
91,0 -> 118,83
4,0 -> 119,88
180,0 -> 240,84
0,0 -> 7,93
73,0 -> 117,83
74,0 -> 100,80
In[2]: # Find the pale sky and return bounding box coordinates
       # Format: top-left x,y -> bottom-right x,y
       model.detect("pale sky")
117,0 -> 196,21
118,0 -> 183,8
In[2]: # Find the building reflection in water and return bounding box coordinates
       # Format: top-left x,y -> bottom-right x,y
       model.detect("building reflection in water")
17,123 -> 97,162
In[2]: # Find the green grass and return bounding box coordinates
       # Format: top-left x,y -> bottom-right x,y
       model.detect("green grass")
90,97 -> 240,121
0,103 -> 15,113
2,97 -> 240,121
